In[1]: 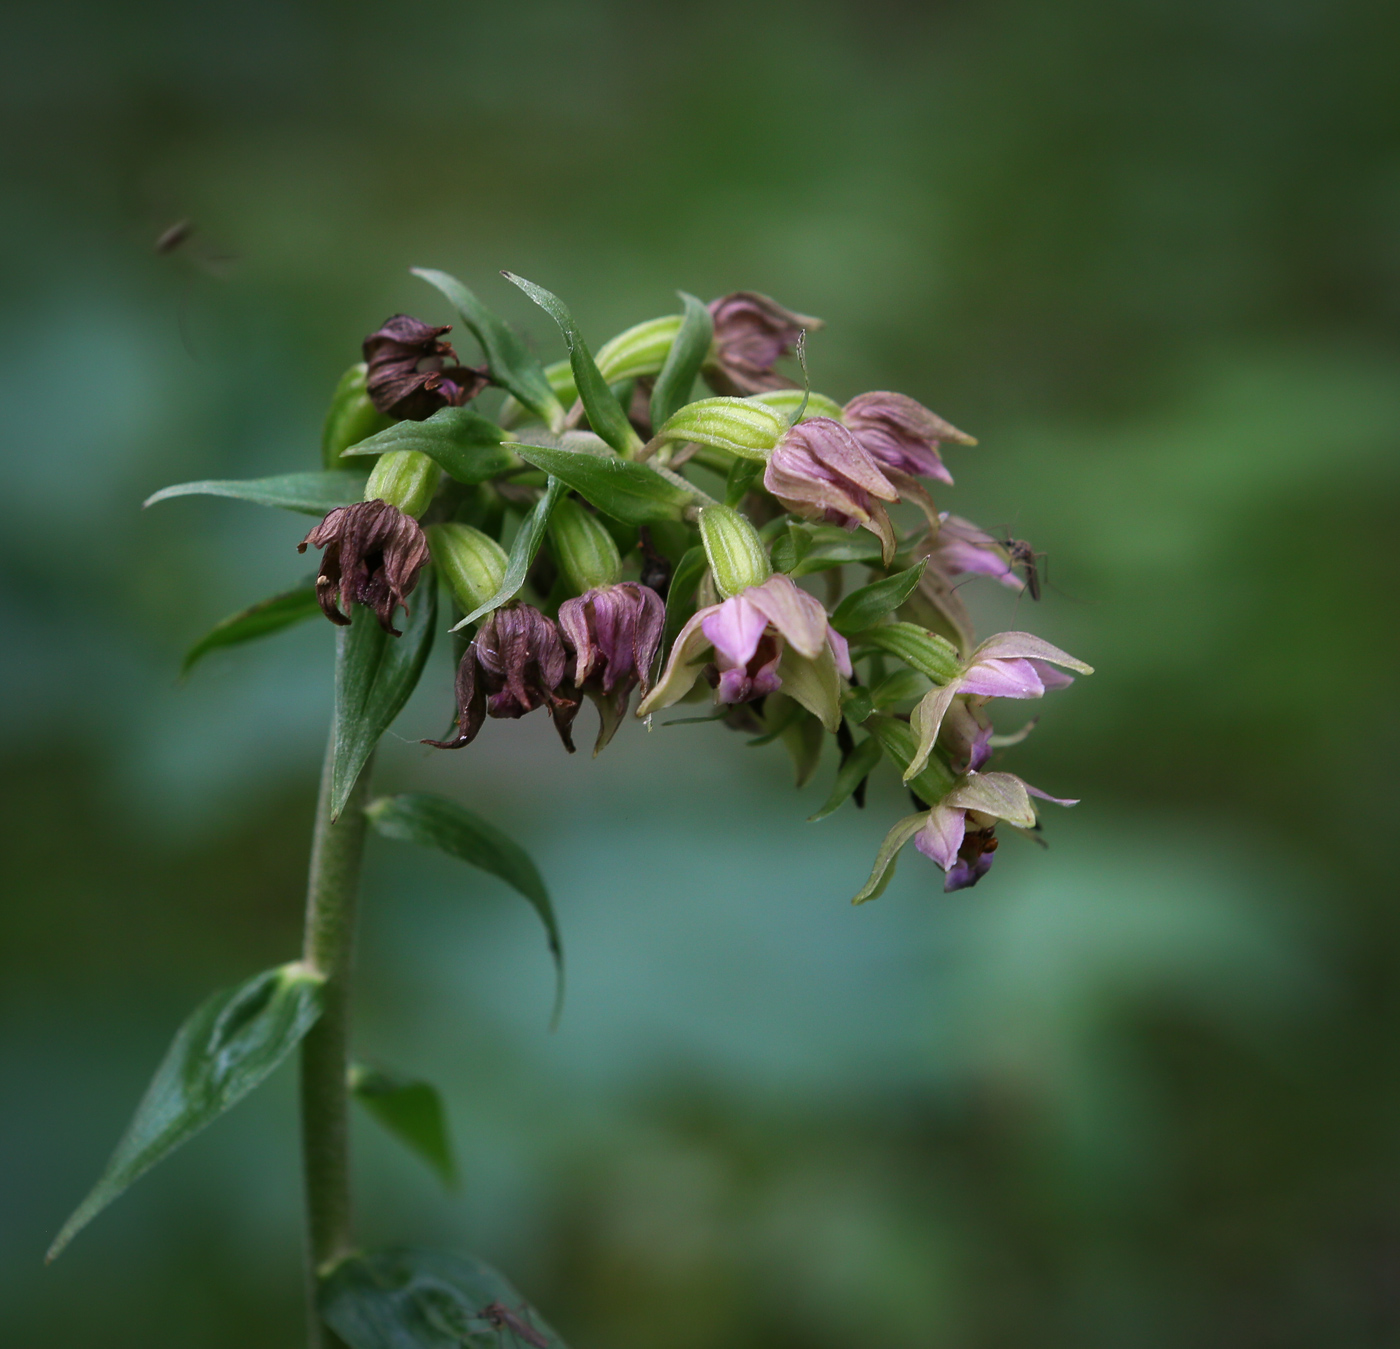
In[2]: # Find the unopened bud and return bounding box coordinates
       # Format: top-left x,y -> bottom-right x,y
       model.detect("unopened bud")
428,523 -> 509,614
364,449 -> 442,519
595,314 -> 684,383
646,397 -> 786,463
549,497 -> 623,595
322,363 -> 392,468
699,505 -> 771,598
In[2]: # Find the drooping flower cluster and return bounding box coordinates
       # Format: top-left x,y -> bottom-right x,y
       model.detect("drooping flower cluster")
292,275 -> 1091,895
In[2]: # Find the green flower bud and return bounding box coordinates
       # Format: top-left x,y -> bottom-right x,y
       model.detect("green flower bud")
427,523 -> 509,614
364,448 -> 442,519
322,362 -> 393,468
698,504 -> 771,598
548,497 -> 623,594
594,314 -> 683,382
646,397 -> 787,463
746,388 -> 846,424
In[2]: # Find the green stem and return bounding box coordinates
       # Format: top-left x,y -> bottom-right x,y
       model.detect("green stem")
299,728 -> 374,1349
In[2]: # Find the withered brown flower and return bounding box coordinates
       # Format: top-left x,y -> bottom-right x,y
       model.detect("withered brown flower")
297,499 -> 431,635
362,314 -> 490,420
425,604 -> 580,752
703,292 -> 823,397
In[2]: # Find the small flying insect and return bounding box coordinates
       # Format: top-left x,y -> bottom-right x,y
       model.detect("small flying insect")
478,1300 -> 550,1347
153,218 -> 195,255
999,536 -> 1043,601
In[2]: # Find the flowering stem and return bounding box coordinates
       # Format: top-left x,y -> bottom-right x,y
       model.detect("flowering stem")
298,724 -> 375,1349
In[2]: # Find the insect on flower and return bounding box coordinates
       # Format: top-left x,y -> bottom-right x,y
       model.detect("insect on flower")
478,1300 -> 550,1347
999,536 -> 1044,601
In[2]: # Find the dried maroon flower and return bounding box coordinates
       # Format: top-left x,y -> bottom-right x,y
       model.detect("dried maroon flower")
297,499 -> 431,635
362,314 -> 490,420
556,583 -> 665,752
704,292 -> 823,396
425,603 -> 579,752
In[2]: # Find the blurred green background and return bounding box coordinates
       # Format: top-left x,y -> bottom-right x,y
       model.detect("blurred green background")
3,1 -> 1398,1345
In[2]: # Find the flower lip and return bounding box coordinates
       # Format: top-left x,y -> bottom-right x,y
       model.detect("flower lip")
704,292 -> 823,397
297,499 -> 431,635
363,314 -> 490,420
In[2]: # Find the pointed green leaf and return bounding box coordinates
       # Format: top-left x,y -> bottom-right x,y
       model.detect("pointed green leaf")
350,1064 -> 456,1188
320,1247 -> 569,1349
181,582 -> 321,677
787,525 -> 886,576
366,793 -> 562,1020
650,292 -> 714,428
412,267 -> 565,431
502,273 -> 644,457
510,443 -> 698,525
842,685 -> 875,724
809,735 -> 884,821
332,578 -> 438,818
661,544 -> 706,655
47,962 -> 323,1261
454,478 -> 565,628
865,714 -> 956,805
870,667 -> 931,709
853,813 -> 928,905
830,560 -> 928,637
144,471 -> 367,516
779,710 -> 825,788
342,407 -> 514,485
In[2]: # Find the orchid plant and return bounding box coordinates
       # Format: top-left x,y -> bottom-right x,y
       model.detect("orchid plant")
46,269 -> 1091,1347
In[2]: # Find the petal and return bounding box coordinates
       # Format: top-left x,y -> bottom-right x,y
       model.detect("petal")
742,574 -> 829,659
775,642 -> 843,732
853,811 -> 930,904
701,594 -> 768,667
825,625 -> 852,677
943,771 -> 1037,828
904,679 -> 964,781
970,631 -> 1094,674
1022,779 -> 1080,807
635,606 -> 718,715
1027,658 -> 1076,690
958,657 -> 1045,700
913,804 -> 967,871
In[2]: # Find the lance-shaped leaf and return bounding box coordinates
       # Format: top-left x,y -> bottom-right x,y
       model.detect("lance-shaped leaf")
650,293 -> 714,428
181,582 -> 321,677
320,1247 -> 569,1349
332,577 -> 437,818
453,478 -> 565,629
830,560 -> 928,637
412,267 -> 565,431
809,734 -> 884,821
366,793 -> 562,1021
342,407 -> 514,485
503,273 -> 644,457
870,667 -> 931,710
661,544 -> 706,655
852,812 -> 928,905
350,1064 -> 456,1188
144,471 -> 366,516
47,962 -> 323,1262
865,714 -> 956,806
786,525 -> 886,576
510,443 -> 699,525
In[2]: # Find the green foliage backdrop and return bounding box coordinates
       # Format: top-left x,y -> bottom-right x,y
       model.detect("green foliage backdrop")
2,1 -> 1397,1345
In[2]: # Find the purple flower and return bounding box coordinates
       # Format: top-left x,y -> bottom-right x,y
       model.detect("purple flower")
425,603 -> 579,752
704,292 -> 823,397
905,632 -> 1093,782
841,392 -> 975,486
638,574 -> 852,730
297,499 -> 431,635
557,583 -> 666,752
763,417 -> 901,564
914,771 -> 1077,891
363,314 -> 490,421
924,514 -> 1022,591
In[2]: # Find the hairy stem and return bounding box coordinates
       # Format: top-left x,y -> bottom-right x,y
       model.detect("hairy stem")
299,726 -> 374,1349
